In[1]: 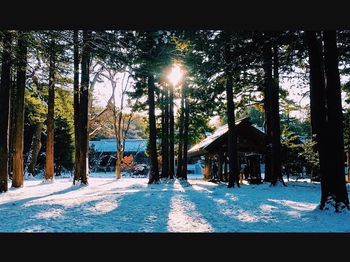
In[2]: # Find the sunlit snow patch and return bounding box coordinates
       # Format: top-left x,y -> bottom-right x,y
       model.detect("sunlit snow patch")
86,200 -> 118,214
35,208 -> 64,219
168,195 -> 213,232
268,199 -> 316,211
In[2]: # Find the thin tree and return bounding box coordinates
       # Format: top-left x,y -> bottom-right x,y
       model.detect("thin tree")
176,83 -> 185,178
0,31 -> 12,192
27,122 -> 43,176
8,70 -> 16,180
262,36 -> 274,183
12,31 -> 28,188
106,71 -> 135,179
169,81 -> 175,179
269,41 -> 285,186
147,74 -> 160,184
73,30 -> 81,184
79,30 -> 91,185
45,39 -> 56,181
181,84 -> 189,180
161,85 -> 169,178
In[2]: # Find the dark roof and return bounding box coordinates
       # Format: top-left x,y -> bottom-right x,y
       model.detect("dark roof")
187,117 -> 266,157
90,139 -> 147,153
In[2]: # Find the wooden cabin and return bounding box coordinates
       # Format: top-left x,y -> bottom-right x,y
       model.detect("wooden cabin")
89,139 -> 148,171
187,117 -> 266,183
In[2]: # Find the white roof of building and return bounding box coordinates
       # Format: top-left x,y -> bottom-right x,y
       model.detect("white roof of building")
90,139 -> 147,153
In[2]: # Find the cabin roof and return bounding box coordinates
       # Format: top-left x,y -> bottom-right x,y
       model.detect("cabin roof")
187,117 -> 266,157
90,139 -> 147,153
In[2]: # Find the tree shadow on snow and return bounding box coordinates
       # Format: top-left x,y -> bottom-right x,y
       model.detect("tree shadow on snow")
0,179 -> 176,232
179,182 -> 320,232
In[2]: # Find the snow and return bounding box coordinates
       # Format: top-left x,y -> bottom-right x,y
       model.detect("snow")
0,173 -> 350,232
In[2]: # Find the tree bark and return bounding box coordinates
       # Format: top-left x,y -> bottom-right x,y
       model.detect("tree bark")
115,111 -> 123,179
182,93 -> 189,180
176,84 -> 185,178
147,74 -> 159,183
322,30 -> 349,210
262,38 -> 273,183
306,31 -> 330,207
161,87 -> 169,178
12,31 -> 28,188
8,75 -> 16,179
27,121 -> 43,176
0,31 -> 12,192
73,30 -> 81,184
79,30 -> 91,185
45,41 -> 56,181
270,43 -> 285,186
224,32 -> 239,188
116,149 -> 122,179
226,73 -> 239,187
169,83 -> 175,179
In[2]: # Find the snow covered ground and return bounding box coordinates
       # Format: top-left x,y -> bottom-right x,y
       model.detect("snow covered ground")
0,172 -> 349,232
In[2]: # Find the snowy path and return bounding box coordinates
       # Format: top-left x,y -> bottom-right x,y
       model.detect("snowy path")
0,176 -> 349,232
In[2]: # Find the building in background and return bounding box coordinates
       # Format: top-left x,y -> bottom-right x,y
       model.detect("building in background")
89,139 -> 148,172
187,117 -> 266,183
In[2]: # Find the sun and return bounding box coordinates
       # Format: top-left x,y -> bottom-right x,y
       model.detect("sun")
167,63 -> 183,86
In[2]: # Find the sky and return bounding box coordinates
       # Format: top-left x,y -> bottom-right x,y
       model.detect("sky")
93,70 -> 311,121
92,67 -> 350,127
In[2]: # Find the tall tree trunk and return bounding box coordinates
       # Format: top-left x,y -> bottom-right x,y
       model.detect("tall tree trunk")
116,148 -> 122,179
176,84 -> 185,178
226,73 -> 239,188
0,31 -> 12,192
164,88 -> 169,178
169,83 -> 175,179
8,75 -> 16,179
262,38 -> 273,183
161,92 -> 165,177
160,92 -> 164,176
306,31 -> 330,208
182,93 -> 189,180
27,121 -> 43,176
73,30 -> 81,184
323,31 -> 349,210
224,32 -> 239,188
161,88 -> 169,178
115,112 -> 123,179
79,30 -> 91,185
147,74 -> 159,184
12,31 -> 28,188
270,43 -> 285,186
45,43 -> 56,181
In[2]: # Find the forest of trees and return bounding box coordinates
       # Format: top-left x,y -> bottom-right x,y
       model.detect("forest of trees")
0,30 -> 349,212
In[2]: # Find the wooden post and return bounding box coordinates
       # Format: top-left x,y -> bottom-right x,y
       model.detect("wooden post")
208,156 -> 212,179
218,152 -> 223,181
257,155 -> 262,179
224,156 -> 228,181
204,154 -> 211,179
